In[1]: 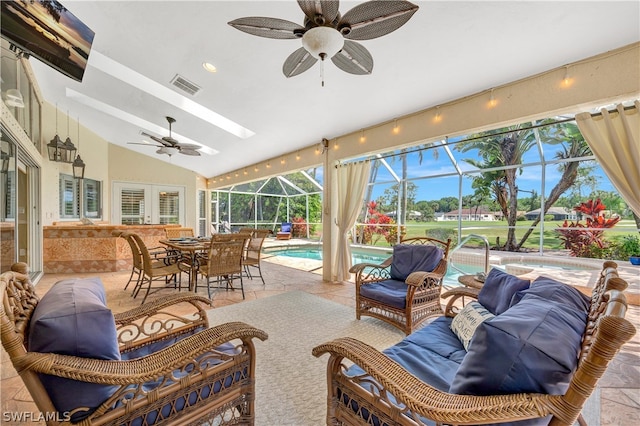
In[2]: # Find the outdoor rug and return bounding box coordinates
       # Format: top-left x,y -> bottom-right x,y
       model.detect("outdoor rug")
207,291 -> 600,426
207,291 -> 404,426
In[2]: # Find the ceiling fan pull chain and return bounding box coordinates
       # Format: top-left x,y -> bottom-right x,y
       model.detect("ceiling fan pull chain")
321,60 -> 325,87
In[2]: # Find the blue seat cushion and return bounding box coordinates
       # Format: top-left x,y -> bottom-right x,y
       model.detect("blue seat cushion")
280,222 -> 292,232
28,278 -> 120,422
449,292 -> 587,397
477,268 -> 530,315
509,275 -> 590,312
390,244 -> 443,281
359,279 -> 408,309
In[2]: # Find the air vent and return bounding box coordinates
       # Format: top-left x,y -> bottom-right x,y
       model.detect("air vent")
170,74 -> 201,96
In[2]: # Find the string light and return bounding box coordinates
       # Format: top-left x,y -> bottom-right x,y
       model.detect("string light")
392,119 -> 400,134
235,172 -> 239,177
280,158 -> 286,165
266,162 -> 271,168
333,140 -> 339,150
244,169 -> 248,175
359,129 -> 366,143
226,175 -> 231,180
488,89 -> 497,108
296,152 -> 301,160
434,106 -> 442,123
315,145 -> 321,155
254,166 -> 259,172
562,66 -> 572,87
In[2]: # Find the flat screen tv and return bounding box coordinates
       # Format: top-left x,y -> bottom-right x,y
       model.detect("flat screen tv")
1,0 -> 94,82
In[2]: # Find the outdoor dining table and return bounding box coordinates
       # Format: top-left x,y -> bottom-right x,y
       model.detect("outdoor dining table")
159,238 -> 210,292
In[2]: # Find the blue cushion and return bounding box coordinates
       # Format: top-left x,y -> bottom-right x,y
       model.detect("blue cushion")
390,244 -> 443,281
510,275 -> 590,312
280,222 -> 292,232
477,268 -> 530,315
449,293 -> 587,397
359,279 -> 408,309
28,278 -> 120,422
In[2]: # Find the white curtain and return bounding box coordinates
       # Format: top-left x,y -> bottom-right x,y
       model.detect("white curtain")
576,101 -> 640,216
332,160 -> 372,282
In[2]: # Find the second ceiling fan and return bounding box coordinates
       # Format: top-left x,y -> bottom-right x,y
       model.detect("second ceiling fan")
129,116 -> 201,157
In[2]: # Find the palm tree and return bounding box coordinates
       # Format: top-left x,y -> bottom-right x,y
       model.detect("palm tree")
457,124 -> 537,251
517,123 -> 592,248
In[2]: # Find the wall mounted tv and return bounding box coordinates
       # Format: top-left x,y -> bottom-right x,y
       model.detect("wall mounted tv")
1,0 -> 94,82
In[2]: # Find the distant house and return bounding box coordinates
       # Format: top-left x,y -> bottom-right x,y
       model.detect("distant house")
384,210 -> 423,220
440,208 -> 499,221
524,207 -> 577,221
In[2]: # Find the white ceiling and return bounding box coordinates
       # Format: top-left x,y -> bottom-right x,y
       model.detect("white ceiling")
30,0 -> 640,178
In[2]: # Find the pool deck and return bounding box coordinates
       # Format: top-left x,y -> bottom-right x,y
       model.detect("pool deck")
262,238 -> 640,305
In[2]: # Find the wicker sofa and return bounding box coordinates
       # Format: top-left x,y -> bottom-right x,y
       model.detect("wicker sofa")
314,261 -> 636,426
1,263 -> 268,425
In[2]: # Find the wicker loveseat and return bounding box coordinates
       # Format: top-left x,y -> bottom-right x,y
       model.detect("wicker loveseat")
314,261 -> 636,426
1,263 -> 268,425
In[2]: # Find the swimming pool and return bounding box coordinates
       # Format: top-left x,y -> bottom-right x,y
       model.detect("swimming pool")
264,245 -> 484,287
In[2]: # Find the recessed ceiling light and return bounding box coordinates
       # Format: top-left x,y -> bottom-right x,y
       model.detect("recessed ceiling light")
202,62 -> 217,73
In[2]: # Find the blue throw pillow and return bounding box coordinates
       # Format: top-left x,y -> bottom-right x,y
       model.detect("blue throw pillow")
390,244 -> 443,281
477,268 -> 530,315
510,275 -> 590,312
449,293 -> 587,397
28,278 -> 120,422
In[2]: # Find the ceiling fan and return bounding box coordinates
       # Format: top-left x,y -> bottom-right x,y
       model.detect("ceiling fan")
128,116 -> 201,157
228,0 -> 419,80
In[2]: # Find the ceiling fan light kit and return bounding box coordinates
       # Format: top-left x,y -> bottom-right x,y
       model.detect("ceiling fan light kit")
228,0 -> 419,79
302,27 -> 344,60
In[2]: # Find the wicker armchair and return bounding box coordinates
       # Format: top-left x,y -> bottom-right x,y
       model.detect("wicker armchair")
1,263 -> 268,426
350,236 -> 451,334
314,261 -> 636,426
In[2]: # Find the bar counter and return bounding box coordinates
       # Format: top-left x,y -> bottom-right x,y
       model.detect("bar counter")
43,224 -> 178,273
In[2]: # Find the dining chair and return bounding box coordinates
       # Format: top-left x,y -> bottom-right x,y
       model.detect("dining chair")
130,233 -> 186,304
197,240 -> 246,299
243,229 -> 270,285
165,227 -> 195,239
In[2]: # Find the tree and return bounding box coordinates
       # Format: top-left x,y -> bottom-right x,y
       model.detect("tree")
457,124 -> 537,250
517,123 -> 593,248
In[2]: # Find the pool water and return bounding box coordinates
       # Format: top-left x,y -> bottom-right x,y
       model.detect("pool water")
266,246 -> 483,287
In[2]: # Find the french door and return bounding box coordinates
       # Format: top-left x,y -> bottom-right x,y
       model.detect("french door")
112,182 -> 185,225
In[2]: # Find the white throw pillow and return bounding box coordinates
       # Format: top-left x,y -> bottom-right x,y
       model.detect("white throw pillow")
450,301 -> 495,350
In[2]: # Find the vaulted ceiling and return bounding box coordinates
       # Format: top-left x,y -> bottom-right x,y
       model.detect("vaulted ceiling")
29,1 -> 640,177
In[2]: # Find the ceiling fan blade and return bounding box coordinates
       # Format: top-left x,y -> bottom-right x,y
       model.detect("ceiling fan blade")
331,40 -> 373,75
297,0 -> 340,26
176,143 -> 201,150
339,0 -> 419,40
228,17 -> 305,39
283,47 -> 318,78
161,136 -> 180,146
179,149 -> 201,156
141,132 -> 172,146
127,142 -> 163,148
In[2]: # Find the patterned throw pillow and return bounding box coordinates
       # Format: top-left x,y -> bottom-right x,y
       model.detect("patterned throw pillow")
450,301 -> 495,350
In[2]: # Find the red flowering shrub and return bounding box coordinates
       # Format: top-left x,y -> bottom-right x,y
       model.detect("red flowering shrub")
354,201 -> 403,245
291,216 -> 307,238
556,198 -> 620,257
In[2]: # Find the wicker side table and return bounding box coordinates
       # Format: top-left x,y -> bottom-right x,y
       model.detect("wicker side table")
458,274 -> 485,289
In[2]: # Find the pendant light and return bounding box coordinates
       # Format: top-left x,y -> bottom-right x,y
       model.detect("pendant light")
72,116 -> 85,179
47,105 -> 64,162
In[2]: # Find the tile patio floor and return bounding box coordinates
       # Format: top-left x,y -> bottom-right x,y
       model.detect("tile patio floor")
1,253 -> 639,425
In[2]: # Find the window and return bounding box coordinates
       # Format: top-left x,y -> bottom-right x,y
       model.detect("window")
121,188 -> 145,225
197,190 -> 207,236
113,182 -> 184,225
59,175 -> 102,219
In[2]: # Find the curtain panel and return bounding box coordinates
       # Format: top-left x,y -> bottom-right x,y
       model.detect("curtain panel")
332,161 -> 372,282
576,100 -> 640,217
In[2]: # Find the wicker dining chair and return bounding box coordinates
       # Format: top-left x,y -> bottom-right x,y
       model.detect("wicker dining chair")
115,231 -> 172,293
243,229 -> 270,285
165,227 -> 195,239
130,233 -> 186,304
350,236 -> 451,334
197,240 -> 247,299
